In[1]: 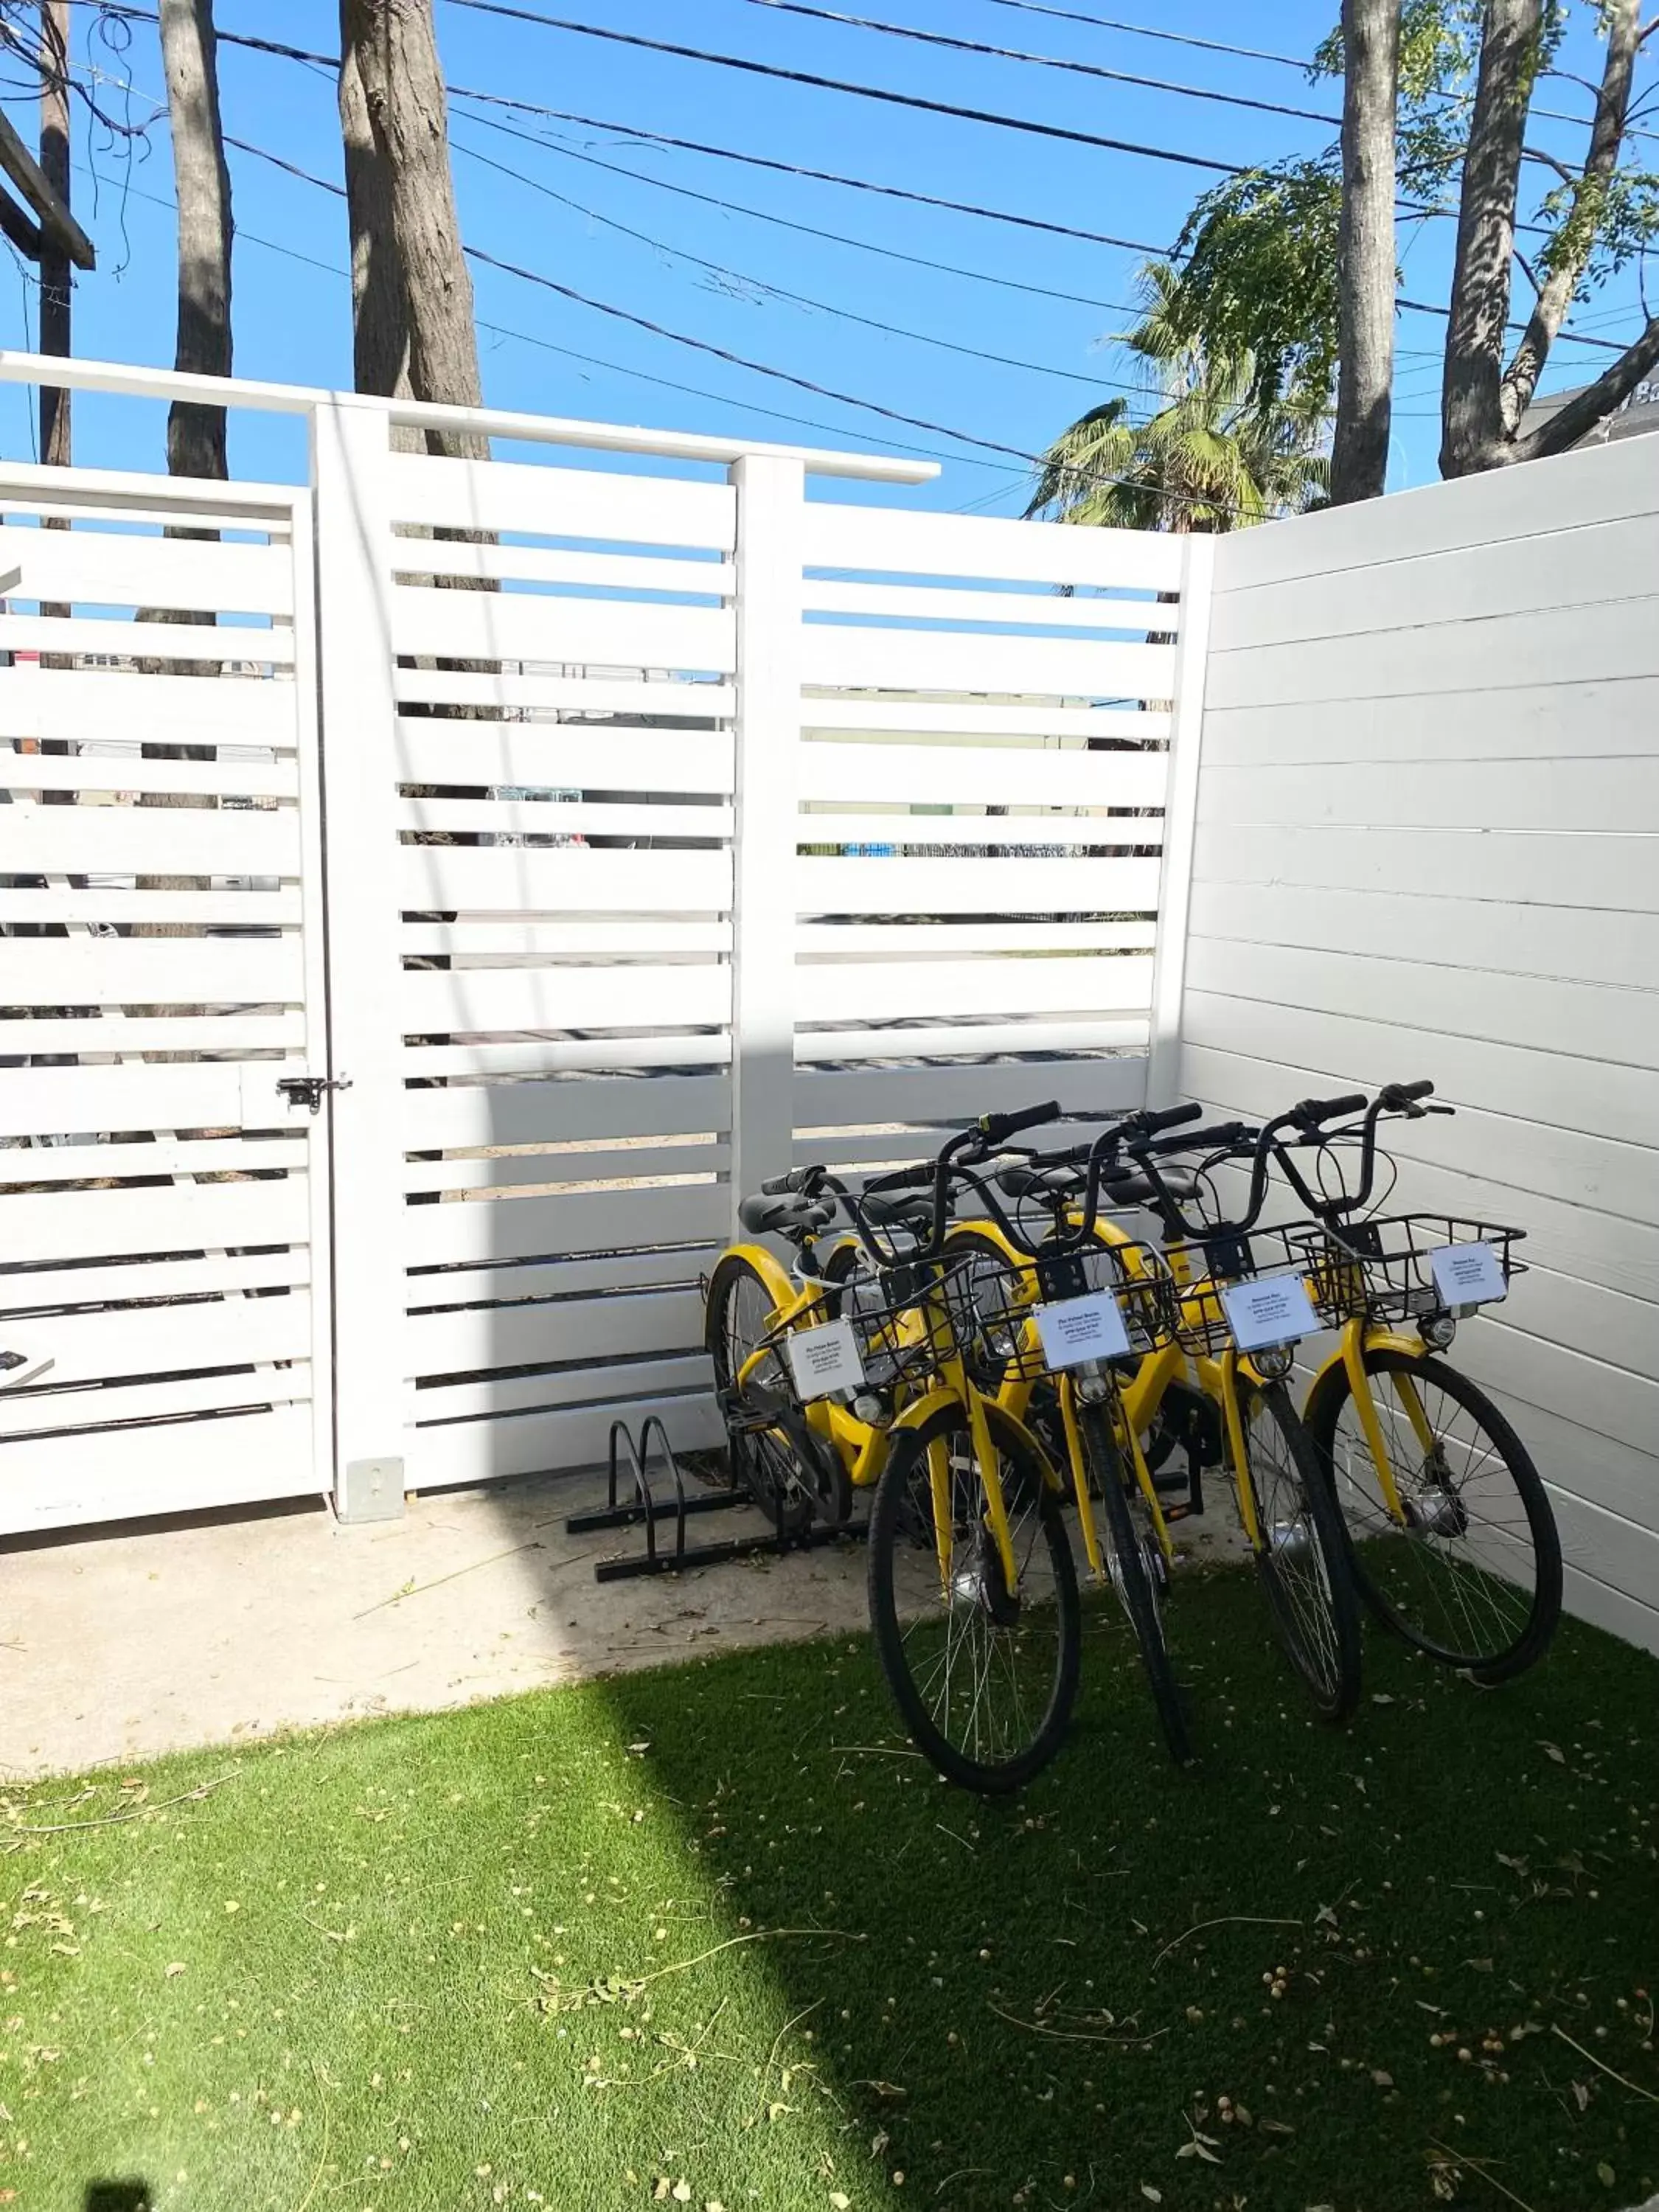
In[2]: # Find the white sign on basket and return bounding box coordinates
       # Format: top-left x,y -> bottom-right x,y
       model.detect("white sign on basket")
1220,1272 -> 1320,1354
1034,1290 -> 1133,1370
785,1318 -> 866,1401
1429,1240 -> 1508,1310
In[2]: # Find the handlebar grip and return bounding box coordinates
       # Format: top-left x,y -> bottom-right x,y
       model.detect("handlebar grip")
1380,1078 -> 1435,1109
978,1098 -> 1061,1147
1293,1091 -> 1368,1127
1149,1119 -> 1249,1155
1139,1099 -> 1204,1137
759,1166 -> 812,1196
866,1161 -> 934,1193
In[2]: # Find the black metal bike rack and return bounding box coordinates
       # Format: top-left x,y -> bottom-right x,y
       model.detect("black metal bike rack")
566,1413 -> 858,1582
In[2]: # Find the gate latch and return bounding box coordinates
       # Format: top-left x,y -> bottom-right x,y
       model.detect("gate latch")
276,1073 -> 352,1115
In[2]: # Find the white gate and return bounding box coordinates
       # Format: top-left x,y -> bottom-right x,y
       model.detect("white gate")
0,455 -> 331,1532
0,356 -> 1206,1530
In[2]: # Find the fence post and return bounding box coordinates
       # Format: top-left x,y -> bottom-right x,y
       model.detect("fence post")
726,454 -> 805,1228
309,394 -> 408,1520
1146,532 -> 1214,1110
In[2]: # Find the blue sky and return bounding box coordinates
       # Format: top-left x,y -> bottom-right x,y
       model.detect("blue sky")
0,0 -> 1650,509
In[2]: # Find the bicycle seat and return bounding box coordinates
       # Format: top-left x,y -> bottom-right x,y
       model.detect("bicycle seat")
998,1162 -> 1082,1200
860,1188 -> 936,1228
1102,1166 -> 1201,1207
738,1192 -> 835,1237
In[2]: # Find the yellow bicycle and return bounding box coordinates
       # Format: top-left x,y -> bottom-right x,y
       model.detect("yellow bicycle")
707,1104 -> 1091,1792
948,1100 -> 1368,1739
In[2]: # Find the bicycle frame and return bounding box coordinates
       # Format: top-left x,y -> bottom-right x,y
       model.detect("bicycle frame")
721,1235 -> 1043,1599
959,1211 -> 1282,1574
1303,1319 -> 1437,1526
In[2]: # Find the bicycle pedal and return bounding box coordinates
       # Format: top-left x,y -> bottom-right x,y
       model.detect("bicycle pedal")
1162,1502 -> 1202,1523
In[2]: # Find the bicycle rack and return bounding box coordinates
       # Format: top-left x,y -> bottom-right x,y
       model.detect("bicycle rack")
566,1415 -> 856,1582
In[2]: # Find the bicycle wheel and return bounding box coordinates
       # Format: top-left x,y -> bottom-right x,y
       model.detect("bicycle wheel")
703,1253 -> 846,1531
1232,1379 -> 1362,1722
868,1398 -> 1080,1793
1078,1399 -> 1192,1767
1308,1348 -> 1561,1683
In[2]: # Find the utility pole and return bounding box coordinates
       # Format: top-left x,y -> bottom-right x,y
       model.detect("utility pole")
38,0 -> 71,469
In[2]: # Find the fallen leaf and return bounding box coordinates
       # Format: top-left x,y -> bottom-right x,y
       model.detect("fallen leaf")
164,1962 -> 187,1980
1597,2165 -> 1615,2189
1540,1742 -> 1565,1764
1141,2189 -> 1162,2204
653,2183 -> 670,2203
672,2185 -> 692,2206
1371,2070 -> 1394,2089
830,2197 -> 851,2211
1259,2119 -> 1295,2137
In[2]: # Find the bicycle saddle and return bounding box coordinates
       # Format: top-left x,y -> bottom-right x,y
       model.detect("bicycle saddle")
1102,1166 -> 1201,1207
738,1192 -> 836,1237
859,1188 -> 936,1228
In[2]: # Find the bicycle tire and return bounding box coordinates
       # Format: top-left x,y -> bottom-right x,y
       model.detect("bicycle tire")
1233,1379 -> 1363,1722
1078,1399 -> 1192,1767
1306,1347 -> 1561,1683
867,1397 -> 1081,1794
703,1251 -> 841,1532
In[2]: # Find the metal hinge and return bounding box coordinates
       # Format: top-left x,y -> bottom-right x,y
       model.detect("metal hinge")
276,1073 -> 352,1115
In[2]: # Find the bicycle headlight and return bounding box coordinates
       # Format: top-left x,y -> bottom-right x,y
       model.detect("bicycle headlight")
1252,1341 -> 1296,1380
1420,1310 -> 1457,1350
850,1391 -> 892,1427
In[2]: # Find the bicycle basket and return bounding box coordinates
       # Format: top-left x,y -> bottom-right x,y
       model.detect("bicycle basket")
1161,1222 -> 1330,1358
1286,1214 -> 1526,1328
796,1251 -> 982,1399
956,1237 -> 1179,1384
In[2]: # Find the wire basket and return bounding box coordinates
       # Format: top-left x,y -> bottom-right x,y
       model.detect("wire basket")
1158,1222 -> 1330,1358
790,1251 -> 985,1400
950,1236 -> 1178,1385
1285,1214 -> 1527,1328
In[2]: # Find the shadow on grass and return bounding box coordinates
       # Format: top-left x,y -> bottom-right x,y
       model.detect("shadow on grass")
591,1570 -> 1659,2211
84,2187 -> 153,2212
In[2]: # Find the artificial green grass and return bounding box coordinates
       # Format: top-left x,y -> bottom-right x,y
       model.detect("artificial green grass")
4,1570 -> 1658,2212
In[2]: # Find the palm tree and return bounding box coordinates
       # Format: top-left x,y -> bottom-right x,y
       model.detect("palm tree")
1026,263 -> 1329,532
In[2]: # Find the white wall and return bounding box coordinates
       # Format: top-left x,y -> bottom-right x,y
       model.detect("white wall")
1179,434 -> 1659,1654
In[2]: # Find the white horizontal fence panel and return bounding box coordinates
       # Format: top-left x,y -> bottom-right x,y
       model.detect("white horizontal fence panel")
796,740 -> 1165,810
797,855 -> 1163,912
0,520 -> 293,616
1200,678 -> 1659,768
0,610 -> 293,666
804,695 -> 1169,743
389,538 -> 731,597
0,665 -> 294,748
400,963 -> 728,1033
797,953 -> 1154,1023
800,624 -> 1175,699
1183,435 -> 1659,1652
399,845 -> 731,913
392,667 -> 734,720
3,935 -> 303,1007
393,722 -> 734,795
386,582 -> 735,672
801,498 -> 1184,591
0,747 -> 297,801
385,451 -> 738,548
0,799 -> 299,877
9,1405 -> 316,1534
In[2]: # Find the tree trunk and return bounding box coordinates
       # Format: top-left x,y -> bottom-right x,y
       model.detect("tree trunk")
159,0 -> 233,475
339,0 -> 486,462
1439,0 -> 1542,477
1330,0 -> 1400,506
1499,0 -> 1641,432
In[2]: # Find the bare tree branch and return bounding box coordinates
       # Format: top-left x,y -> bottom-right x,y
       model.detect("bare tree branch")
1512,311 -> 1659,456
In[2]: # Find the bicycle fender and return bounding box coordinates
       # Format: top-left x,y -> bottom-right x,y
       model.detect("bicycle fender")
1302,1329 -> 1425,1431
944,1218 -> 1027,1266
720,1241 -> 803,1322
883,1390 -> 1064,1493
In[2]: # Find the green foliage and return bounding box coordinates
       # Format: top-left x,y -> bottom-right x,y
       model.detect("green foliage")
1026,263 -> 1329,532
1152,0 -> 1648,440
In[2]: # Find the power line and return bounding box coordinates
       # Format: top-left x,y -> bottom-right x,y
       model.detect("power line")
439,0 -> 1248,178
978,0 -> 1309,72
209,119 -> 1255,518
90,0 -> 1642,361
448,131 -> 1155,400
448,98 -> 1138,313
734,0 -> 1340,125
